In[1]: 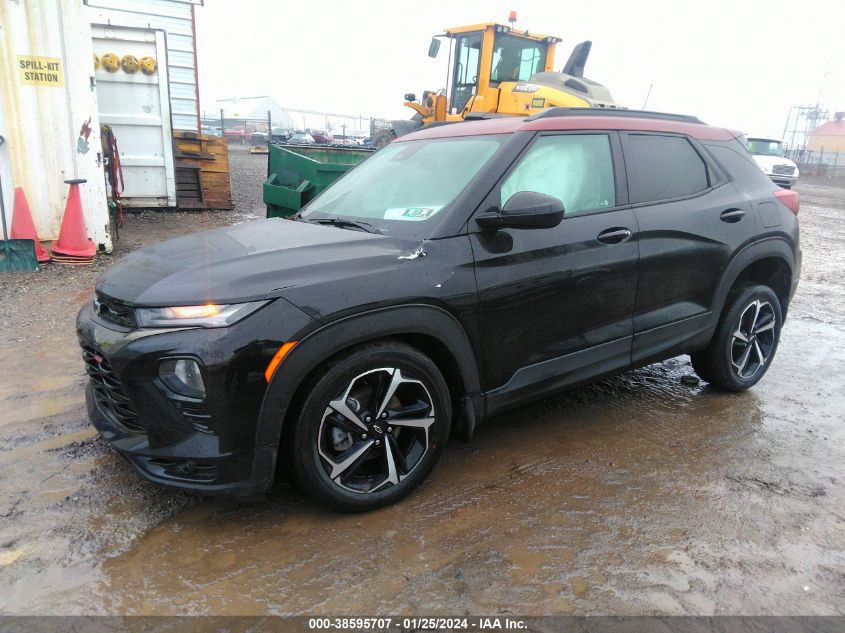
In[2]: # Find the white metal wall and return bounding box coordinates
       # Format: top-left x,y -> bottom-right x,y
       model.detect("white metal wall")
92,25 -> 176,207
0,0 -> 111,250
85,0 -> 201,132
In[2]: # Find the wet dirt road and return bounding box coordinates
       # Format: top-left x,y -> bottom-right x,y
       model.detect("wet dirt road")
0,160 -> 843,615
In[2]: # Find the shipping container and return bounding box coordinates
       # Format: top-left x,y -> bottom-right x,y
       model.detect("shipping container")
0,0 -> 111,251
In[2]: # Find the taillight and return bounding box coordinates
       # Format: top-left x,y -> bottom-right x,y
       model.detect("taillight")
774,189 -> 799,215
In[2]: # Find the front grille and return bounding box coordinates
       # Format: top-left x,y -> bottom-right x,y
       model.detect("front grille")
773,164 -> 796,176
94,294 -> 137,329
82,345 -> 143,432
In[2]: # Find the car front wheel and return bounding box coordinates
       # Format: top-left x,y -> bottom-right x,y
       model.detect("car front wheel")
287,342 -> 451,512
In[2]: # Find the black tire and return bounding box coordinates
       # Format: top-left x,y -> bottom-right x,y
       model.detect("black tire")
286,341 -> 451,512
691,283 -> 783,391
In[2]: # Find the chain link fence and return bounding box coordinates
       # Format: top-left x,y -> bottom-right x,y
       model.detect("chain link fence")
199,112 -> 273,149
201,111 -> 376,149
786,148 -> 845,179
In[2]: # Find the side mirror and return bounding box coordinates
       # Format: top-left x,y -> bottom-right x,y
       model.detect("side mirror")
404,93 -> 417,102
475,191 -> 564,230
428,38 -> 441,58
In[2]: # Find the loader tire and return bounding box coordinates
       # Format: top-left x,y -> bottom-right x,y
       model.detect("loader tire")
372,129 -> 396,150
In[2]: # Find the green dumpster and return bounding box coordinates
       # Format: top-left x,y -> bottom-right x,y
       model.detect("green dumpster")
263,144 -> 374,218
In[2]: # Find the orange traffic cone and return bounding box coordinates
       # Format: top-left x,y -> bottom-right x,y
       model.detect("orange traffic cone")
11,187 -> 51,262
51,178 -> 96,263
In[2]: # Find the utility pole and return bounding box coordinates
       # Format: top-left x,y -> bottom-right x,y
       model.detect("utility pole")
641,83 -> 653,110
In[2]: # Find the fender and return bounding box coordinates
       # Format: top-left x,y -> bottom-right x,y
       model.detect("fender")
703,236 -> 796,342
254,304 -> 482,451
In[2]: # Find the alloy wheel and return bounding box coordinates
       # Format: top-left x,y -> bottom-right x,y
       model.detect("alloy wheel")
731,299 -> 777,379
317,367 -> 436,494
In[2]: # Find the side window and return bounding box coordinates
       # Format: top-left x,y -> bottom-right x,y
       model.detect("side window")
625,134 -> 709,204
500,134 -> 616,215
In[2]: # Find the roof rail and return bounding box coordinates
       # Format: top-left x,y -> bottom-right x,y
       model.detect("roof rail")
463,112 -> 509,121
526,107 -> 704,125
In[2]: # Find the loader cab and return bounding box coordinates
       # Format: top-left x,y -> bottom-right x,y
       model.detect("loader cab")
440,23 -> 558,117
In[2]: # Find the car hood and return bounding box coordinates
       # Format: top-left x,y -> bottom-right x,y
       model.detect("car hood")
96,218 -> 420,307
751,154 -> 798,173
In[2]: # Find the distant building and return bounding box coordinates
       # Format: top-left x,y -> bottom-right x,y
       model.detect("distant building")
215,96 -> 296,129
213,97 -> 369,136
807,112 -> 845,154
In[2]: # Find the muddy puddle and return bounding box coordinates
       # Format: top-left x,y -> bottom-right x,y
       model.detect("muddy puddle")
0,171 -> 843,615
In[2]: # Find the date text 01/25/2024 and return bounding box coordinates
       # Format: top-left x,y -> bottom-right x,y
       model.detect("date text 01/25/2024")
307,617 -> 527,630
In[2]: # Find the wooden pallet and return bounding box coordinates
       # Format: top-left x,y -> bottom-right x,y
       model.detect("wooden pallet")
173,132 -> 233,210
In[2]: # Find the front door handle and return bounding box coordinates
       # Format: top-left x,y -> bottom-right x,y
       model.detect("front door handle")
597,227 -> 632,244
720,208 -> 746,223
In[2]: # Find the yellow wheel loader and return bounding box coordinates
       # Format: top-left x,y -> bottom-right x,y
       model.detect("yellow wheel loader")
372,17 -> 618,148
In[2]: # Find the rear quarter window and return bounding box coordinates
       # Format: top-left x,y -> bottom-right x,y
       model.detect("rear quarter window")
624,134 -> 710,204
704,143 -> 776,188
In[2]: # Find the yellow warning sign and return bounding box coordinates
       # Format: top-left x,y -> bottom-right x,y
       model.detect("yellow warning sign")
17,56 -> 64,87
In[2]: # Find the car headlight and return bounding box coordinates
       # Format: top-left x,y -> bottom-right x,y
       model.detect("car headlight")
136,300 -> 268,328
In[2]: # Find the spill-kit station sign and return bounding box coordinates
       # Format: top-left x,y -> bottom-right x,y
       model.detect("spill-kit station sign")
17,56 -> 64,87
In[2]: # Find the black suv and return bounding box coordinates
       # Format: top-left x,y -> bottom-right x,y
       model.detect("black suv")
77,109 -> 801,511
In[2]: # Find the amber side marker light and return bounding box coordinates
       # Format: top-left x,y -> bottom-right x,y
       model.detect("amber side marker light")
265,341 -> 297,382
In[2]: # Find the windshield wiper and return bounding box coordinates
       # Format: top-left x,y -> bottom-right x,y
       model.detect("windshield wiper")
306,217 -> 381,234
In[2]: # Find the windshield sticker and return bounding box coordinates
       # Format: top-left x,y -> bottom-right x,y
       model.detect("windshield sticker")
384,206 -> 441,221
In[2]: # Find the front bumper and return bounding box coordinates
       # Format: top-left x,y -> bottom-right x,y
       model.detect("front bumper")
766,173 -> 798,188
76,298 -> 312,497
85,382 -> 275,496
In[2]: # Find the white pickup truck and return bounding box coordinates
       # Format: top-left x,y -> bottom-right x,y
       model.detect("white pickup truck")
746,137 -> 799,189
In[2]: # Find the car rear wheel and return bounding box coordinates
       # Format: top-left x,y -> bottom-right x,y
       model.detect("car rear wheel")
691,283 -> 783,391
287,342 -> 451,512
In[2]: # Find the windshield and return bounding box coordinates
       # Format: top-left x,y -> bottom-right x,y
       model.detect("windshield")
747,139 -> 784,157
301,136 -> 504,237
490,34 -> 547,83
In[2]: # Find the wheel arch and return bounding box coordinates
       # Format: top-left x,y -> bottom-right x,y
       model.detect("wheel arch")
711,238 -> 796,329
255,304 -> 482,463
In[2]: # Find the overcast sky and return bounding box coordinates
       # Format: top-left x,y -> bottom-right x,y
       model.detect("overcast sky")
195,0 -> 844,139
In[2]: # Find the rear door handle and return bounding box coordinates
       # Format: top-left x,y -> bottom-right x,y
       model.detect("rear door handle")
720,208 -> 746,223
597,228 -> 632,244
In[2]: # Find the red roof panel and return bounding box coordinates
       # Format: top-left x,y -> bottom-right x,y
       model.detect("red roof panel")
400,113 -> 740,142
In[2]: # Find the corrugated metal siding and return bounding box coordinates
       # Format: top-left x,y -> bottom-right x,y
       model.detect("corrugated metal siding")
85,0 -> 200,131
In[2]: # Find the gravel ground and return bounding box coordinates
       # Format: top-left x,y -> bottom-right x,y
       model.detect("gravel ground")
0,146 -> 264,348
